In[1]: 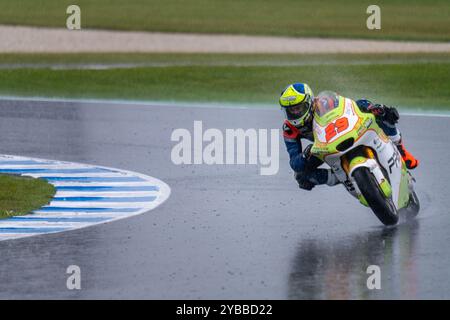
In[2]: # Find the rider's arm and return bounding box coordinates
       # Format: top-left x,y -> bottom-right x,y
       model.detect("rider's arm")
282,121 -> 307,172
356,99 -> 401,141
283,121 -> 340,190
285,140 -> 307,172
356,99 -> 400,125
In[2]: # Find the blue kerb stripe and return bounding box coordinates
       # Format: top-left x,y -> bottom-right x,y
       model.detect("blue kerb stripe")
0,227 -> 68,234
42,176 -> 145,182
38,207 -> 141,213
0,168 -> 109,174
7,216 -> 110,223
53,196 -> 156,202
56,186 -> 159,192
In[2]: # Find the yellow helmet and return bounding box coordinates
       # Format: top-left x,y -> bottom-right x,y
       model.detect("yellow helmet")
279,83 -> 314,127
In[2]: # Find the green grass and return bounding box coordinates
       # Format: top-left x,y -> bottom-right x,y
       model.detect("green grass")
0,174 -> 55,219
0,0 -> 449,41
0,53 -> 449,110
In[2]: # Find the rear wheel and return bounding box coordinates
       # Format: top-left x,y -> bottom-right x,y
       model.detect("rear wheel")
352,167 -> 398,226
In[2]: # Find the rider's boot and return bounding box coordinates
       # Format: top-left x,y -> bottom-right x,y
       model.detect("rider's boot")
396,139 -> 419,170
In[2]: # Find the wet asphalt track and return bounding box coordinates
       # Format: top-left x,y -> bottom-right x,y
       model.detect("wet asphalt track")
0,98 -> 449,299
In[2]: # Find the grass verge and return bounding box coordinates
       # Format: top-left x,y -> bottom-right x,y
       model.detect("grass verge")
0,0 -> 449,41
0,53 -> 449,110
0,174 -> 55,219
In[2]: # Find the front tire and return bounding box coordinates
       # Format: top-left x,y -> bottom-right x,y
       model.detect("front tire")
352,167 -> 398,226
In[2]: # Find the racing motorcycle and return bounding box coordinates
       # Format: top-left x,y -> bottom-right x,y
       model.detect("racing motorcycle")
310,92 -> 419,226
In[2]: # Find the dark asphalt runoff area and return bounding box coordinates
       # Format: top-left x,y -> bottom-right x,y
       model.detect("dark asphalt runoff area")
0,98 -> 449,299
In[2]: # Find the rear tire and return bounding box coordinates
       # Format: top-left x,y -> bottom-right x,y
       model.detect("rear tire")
352,167 -> 398,226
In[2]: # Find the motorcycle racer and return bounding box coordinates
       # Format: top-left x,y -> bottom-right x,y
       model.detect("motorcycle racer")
279,83 -> 419,191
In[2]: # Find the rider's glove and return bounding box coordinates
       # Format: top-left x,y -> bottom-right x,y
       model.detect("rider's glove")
295,144 -> 316,191
382,105 -> 400,125
368,104 -> 399,125
302,144 -> 313,160
367,103 -> 386,117
301,144 -> 316,172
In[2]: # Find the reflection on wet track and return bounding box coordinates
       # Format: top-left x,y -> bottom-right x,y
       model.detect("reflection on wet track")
289,220 -> 420,299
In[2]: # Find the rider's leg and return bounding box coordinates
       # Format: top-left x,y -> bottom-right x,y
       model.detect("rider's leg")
378,121 -> 419,169
306,168 -> 340,186
295,156 -> 340,189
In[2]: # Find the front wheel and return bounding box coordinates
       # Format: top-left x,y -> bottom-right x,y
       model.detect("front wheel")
352,167 -> 398,226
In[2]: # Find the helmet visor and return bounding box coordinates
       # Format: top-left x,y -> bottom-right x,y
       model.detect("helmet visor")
285,100 -> 310,121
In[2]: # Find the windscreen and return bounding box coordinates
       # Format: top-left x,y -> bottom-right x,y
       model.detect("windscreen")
314,91 -> 340,117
